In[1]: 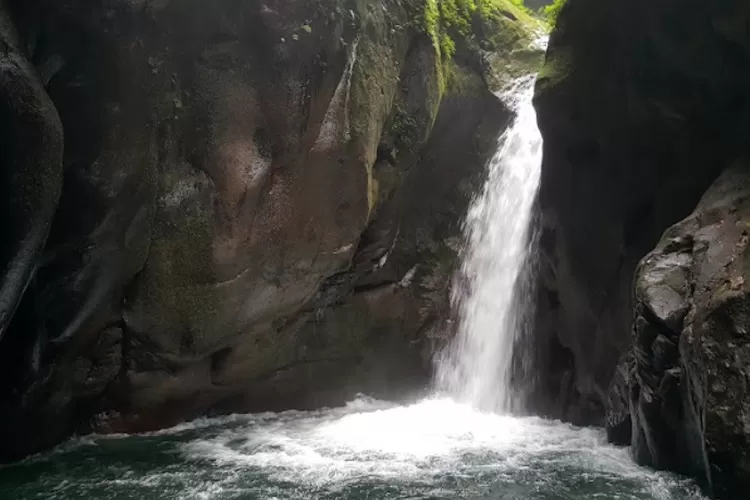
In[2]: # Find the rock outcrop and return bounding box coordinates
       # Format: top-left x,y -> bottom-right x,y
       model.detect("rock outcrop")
621,164 -> 750,499
532,0 -> 750,426
0,2 -> 63,343
0,0 -> 542,460
535,0 -> 750,496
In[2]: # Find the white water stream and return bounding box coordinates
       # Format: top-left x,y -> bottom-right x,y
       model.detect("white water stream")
436,75 -> 542,412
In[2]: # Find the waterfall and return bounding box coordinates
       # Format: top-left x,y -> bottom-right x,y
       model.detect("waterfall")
435,75 -> 543,413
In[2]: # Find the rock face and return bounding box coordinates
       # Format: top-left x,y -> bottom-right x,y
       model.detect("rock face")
0,3 -> 63,343
623,164 -> 750,499
532,0 -> 750,426
0,0 -> 541,460
535,0 -> 750,496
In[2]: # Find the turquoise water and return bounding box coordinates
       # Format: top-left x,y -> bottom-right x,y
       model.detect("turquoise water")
0,398 -> 705,500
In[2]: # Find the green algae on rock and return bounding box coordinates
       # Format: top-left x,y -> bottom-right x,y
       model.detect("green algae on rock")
419,0 -> 545,93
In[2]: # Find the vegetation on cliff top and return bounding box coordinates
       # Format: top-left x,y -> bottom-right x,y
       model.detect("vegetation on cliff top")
418,0 -> 543,91
420,0 -> 538,60
541,0 -> 567,25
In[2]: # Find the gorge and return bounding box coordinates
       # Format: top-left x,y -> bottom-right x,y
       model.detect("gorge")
1,0 -> 750,499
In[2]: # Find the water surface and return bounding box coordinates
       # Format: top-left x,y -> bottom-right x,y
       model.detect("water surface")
0,398 -> 705,500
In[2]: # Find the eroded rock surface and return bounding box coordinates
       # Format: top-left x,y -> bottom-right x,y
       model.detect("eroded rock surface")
0,2 -> 63,341
619,164 -> 750,499
0,0 -> 542,459
533,0 -> 750,426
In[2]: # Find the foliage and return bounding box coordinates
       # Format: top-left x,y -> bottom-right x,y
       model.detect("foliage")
420,0 -> 475,62
419,0 -> 537,89
541,0 -> 567,26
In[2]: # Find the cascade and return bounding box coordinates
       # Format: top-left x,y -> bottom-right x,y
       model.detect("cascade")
436,75 -> 543,413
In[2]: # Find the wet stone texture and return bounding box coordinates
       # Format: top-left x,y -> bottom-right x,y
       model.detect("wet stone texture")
533,0 -> 750,431
616,164 -> 750,499
0,0 -> 540,459
535,0 -> 750,496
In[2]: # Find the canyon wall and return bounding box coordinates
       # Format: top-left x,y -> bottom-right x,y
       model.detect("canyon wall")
535,0 -> 750,496
0,0 -> 541,460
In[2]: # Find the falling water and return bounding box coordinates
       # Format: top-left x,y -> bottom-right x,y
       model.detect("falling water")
436,74 -> 543,413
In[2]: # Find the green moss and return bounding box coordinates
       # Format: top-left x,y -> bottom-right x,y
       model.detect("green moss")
127,166 -> 224,353
418,0 -> 453,91
349,0 -> 543,218
535,45 -> 573,94
440,32 -> 457,61
417,0 -> 544,94
474,1 -> 546,90
439,0 -> 477,35
347,2 -> 405,157
367,173 -> 379,217
479,0 -> 537,31
479,0 -> 541,46
540,0 -> 567,28
345,0 -> 413,217
446,63 -> 487,96
421,0 -> 440,37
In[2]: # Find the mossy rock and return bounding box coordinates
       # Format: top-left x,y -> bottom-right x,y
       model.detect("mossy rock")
535,44 -> 573,95
418,0 -> 546,94
446,63 -> 488,97
473,1 -> 546,91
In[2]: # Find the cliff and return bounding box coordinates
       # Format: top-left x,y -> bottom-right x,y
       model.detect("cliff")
534,0 -> 750,496
0,0 -> 542,460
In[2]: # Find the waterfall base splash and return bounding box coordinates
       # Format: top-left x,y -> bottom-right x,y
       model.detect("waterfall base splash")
0,397 -> 706,500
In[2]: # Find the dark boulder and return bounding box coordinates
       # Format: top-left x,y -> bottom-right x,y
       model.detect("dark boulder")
532,0 -> 750,426
624,164 -> 750,498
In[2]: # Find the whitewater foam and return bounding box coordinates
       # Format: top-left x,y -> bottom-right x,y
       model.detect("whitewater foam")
175,398 -> 702,498
5,397 -> 706,500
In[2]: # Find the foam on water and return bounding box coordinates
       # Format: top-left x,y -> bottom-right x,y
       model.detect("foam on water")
179,398 -> 694,490
1,397 -> 706,500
